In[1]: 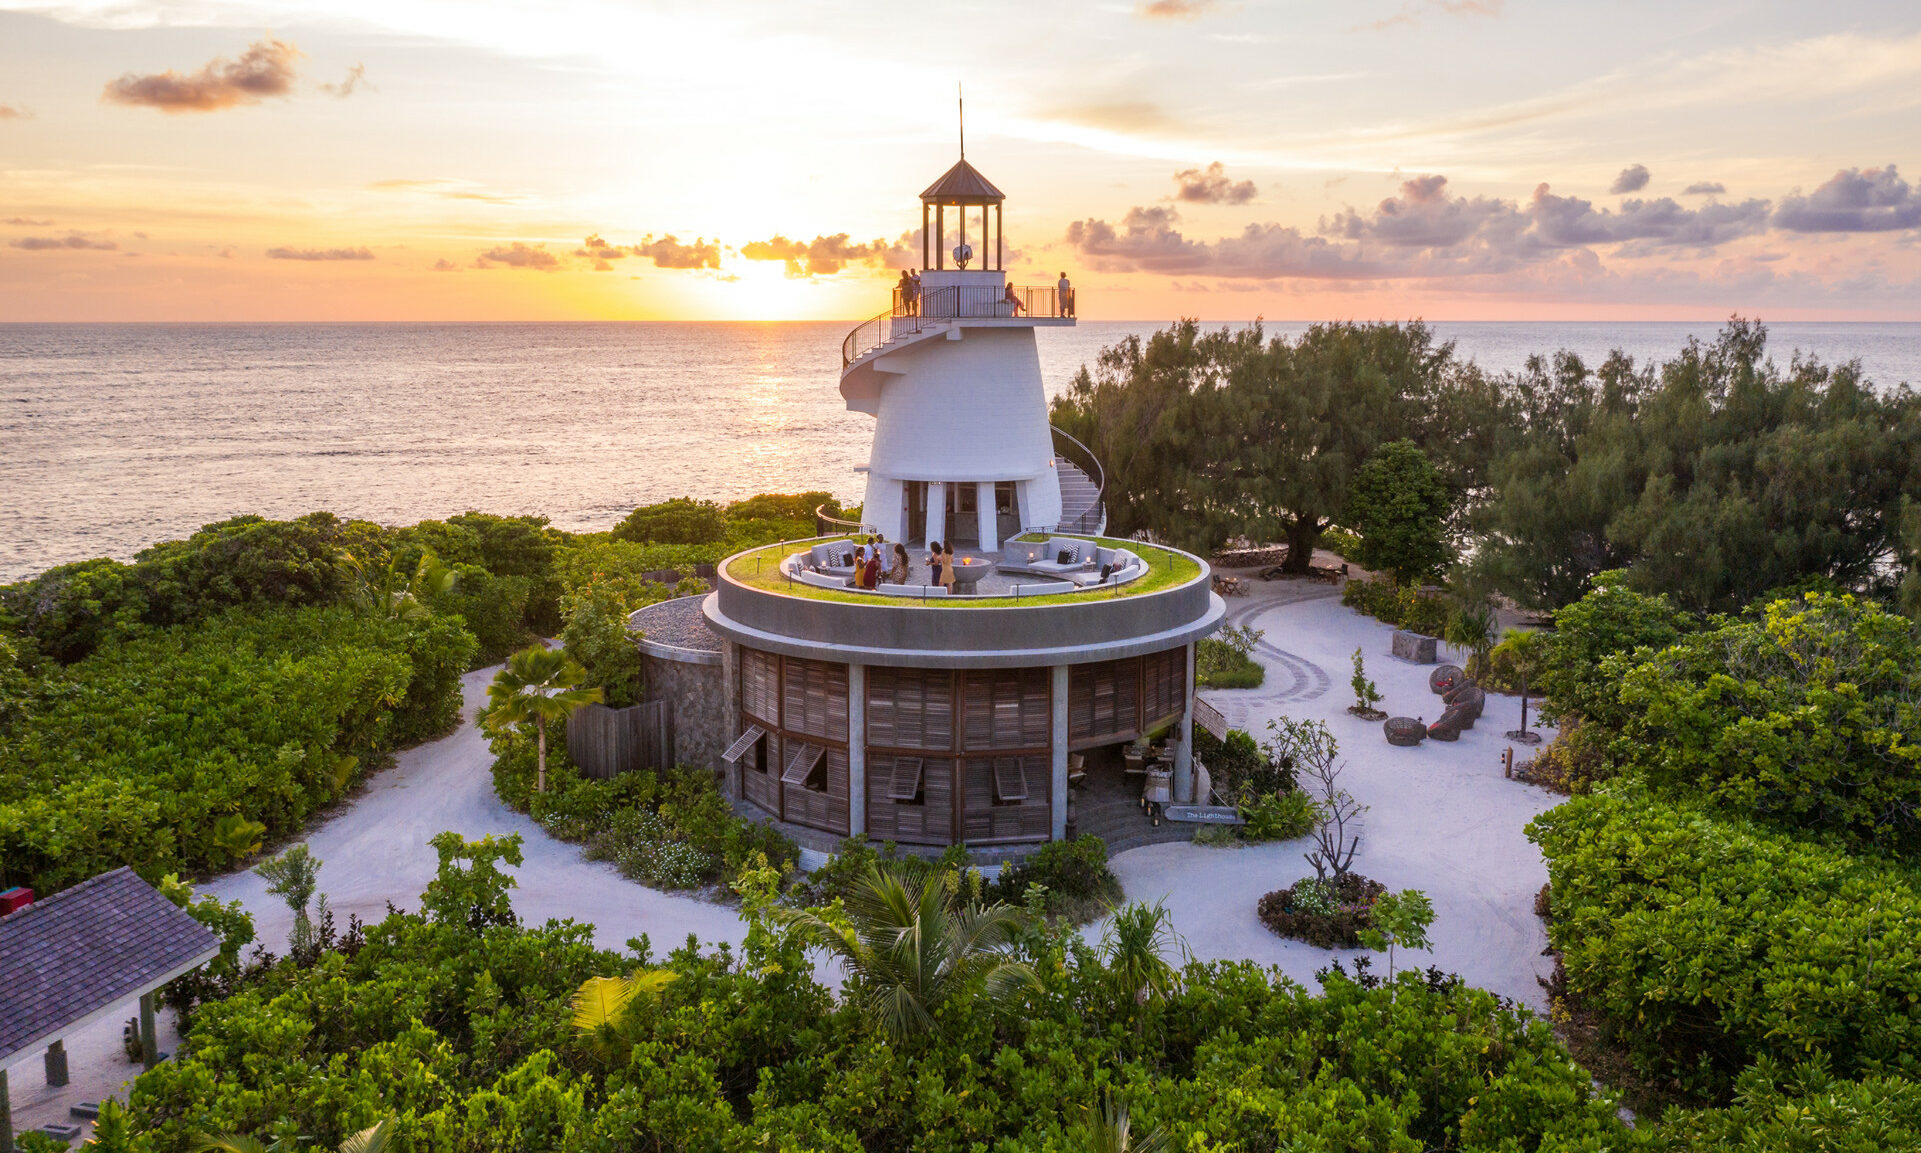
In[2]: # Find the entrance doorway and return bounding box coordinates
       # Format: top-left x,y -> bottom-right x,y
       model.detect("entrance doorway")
903,481 -> 927,543
995,481 -> 1020,543
948,484 -> 979,548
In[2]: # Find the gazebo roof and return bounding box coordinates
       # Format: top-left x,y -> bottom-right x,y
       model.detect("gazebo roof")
921,158 -> 1004,205
0,867 -> 221,1068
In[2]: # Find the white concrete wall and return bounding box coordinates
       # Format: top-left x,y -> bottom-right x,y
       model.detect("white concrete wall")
1018,472 -> 1063,533
862,475 -> 905,542
865,327 -> 1054,485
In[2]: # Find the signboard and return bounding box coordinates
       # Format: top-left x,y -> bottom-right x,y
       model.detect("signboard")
1164,804 -> 1243,825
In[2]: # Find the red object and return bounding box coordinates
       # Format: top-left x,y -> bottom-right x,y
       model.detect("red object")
0,887 -> 34,915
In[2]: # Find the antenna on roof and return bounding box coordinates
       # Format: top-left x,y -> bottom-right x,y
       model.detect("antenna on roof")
958,82 -> 965,160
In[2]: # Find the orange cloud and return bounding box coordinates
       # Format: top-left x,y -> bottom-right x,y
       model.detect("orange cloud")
103,39 -> 301,113
475,242 -> 559,270
266,246 -> 374,260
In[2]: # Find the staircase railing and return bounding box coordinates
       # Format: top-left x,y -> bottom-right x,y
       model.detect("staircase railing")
842,284 -> 1071,367
1049,423 -> 1108,536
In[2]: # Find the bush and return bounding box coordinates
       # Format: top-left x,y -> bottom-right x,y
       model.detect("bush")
1340,577 -> 1451,635
1538,570 -> 1695,729
1616,593 -> 1921,851
1193,725 -> 1292,804
433,564 -> 532,665
1343,439 -> 1453,584
0,605 -> 474,893
613,497 -> 727,545
1195,637 -> 1264,688
988,836 -> 1122,922
490,725 -> 796,890
726,491 -> 840,522
1238,790 -> 1319,842
1257,873 -> 1387,948
1530,787 -> 1921,1101
558,585 -> 645,708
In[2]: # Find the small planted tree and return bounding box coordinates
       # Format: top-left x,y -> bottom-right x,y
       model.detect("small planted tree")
1267,719 -> 1365,888
255,843 -> 320,957
1348,647 -> 1384,719
1492,628 -> 1549,742
1447,599 -> 1500,679
1358,888 -> 1435,979
483,645 -> 603,793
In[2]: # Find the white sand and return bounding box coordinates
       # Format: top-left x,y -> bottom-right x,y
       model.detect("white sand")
1107,584 -> 1559,1008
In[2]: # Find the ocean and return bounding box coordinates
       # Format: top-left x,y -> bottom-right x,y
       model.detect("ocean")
4,320 -> 1917,583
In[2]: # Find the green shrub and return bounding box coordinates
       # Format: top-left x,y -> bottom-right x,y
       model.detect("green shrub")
613,497 -> 727,545
490,725 -> 796,889
433,564 -> 532,665
1616,592 -> 1921,851
1651,1060 -> 1921,1151
989,835 -> 1122,922
1195,637 -> 1264,688
1238,790 -> 1319,841
726,491 -> 840,522
558,585 -> 645,708
1343,439 -> 1454,584
1530,787 -> 1921,1101
0,605 -> 473,893
1539,570 -> 1695,728
1340,577 -> 1451,635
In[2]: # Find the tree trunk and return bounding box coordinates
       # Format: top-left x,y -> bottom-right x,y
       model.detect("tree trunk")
1282,517 -> 1322,574
536,715 -> 548,794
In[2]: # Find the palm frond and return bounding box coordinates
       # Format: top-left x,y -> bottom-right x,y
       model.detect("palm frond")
189,1136 -> 270,1153
571,975 -> 639,1033
338,1118 -> 395,1153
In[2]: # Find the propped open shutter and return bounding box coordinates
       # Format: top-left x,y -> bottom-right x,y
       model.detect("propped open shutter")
992,756 -> 1028,802
782,742 -> 825,787
722,725 -> 766,764
888,756 -> 924,801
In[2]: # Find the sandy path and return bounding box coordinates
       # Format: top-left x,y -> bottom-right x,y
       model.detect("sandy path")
1108,586 -> 1560,1009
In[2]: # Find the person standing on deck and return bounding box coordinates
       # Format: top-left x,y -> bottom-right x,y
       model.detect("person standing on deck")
1057,271 -> 1074,318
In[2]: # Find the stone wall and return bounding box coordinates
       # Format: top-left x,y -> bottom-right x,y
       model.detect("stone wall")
644,653 -> 726,772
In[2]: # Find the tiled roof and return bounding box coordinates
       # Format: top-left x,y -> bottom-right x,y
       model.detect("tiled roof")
0,867 -> 221,1064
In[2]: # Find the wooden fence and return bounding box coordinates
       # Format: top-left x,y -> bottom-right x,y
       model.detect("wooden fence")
567,701 -> 674,780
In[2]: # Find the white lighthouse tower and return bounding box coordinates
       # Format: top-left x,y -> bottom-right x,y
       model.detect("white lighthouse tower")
839,145 -> 1096,550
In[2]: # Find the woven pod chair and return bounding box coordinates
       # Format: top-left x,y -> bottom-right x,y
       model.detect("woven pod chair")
1429,664 -> 1465,694
1384,716 -> 1427,747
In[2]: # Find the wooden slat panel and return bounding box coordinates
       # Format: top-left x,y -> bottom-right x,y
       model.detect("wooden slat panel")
1142,647 -> 1185,729
959,755 -> 1049,845
740,648 -> 780,726
866,667 -> 954,751
888,756 -> 924,801
721,725 -> 765,764
922,758 -> 954,843
1069,659 -> 1141,747
783,657 -> 849,742
782,742 -> 824,786
961,668 -> 1051,751
993,756 -> 1027,801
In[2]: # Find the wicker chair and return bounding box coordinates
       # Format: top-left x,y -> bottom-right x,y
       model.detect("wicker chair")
1384,717 -> 1427,747
1430,664 -> 1465,694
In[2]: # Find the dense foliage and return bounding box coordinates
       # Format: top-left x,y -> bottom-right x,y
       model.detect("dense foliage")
0,605 -> 473,893
489,724 -> 797,889
1055,318 -> 1921,609
1532,788 -> 1921,1101
98,841 -> 1635,1152
1343,439 -> 1454,583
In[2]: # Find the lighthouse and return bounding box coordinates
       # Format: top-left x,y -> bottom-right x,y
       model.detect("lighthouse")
840,150 -> 1095,549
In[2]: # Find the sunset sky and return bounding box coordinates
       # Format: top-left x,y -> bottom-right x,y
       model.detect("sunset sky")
2,0 -> 1919,322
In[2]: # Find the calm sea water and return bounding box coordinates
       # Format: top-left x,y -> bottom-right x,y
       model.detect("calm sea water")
4,320 -> 1917,583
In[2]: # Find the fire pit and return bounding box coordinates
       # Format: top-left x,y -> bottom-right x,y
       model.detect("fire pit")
948,556 -> 998,593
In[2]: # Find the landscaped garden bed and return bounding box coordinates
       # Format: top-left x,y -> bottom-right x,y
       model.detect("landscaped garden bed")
1257,873 -> 1388,948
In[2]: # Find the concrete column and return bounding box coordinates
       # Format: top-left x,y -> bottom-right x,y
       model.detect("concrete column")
926,482 -> 947,547
1050,664 -> 1070,839
45,1039 -> 68,1087
847,662 -> 866,836
139,991 -> 159,1071
2,1064 -> 12,1153
976,481 -> 997,553
720,639 -> 741,799
1174,641 -> 1197,804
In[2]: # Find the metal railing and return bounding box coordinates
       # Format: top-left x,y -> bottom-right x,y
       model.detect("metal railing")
1049,423 -> 1107,536
813,503 -> 872,537
842,284 -> 1074,367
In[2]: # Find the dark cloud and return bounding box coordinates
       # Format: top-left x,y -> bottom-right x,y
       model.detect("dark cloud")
321,63 -> 368,98
1610,164 -> 1650,194
475,242 -> 559,270
1174,162 -> 1258,205
267,246 -> 374,260
741,233 -> 886,276
0,104 -> 29,120
5,217 -> 53,226
1683,181 -> 1726,196
431,258 -> 459,272
1139,0 -> 1215,18
1067,172 -> 1772,281
575,234 -> 628,271
11,233 -> 118,251
103,39 -> 300,113
1773,165 -> 1921,233
631,234 -> 721,270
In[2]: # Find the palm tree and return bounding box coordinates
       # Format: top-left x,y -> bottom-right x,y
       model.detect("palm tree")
570,969 -> 680,1067
775,864 -> 1035,1043
193,1117 -> 392,1153
1078,1089 -> 1169,1153
1446,600 -> 1500,679
343,548 -> 457,622
1100,900 -> 1186,1035
482,645 -> 602,793
255,843 -> 321,956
